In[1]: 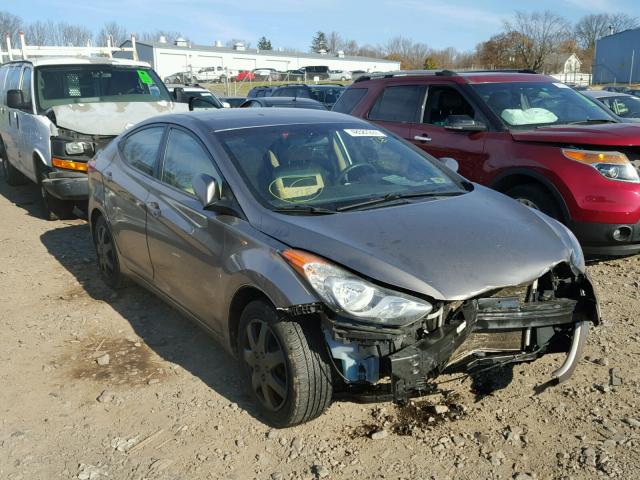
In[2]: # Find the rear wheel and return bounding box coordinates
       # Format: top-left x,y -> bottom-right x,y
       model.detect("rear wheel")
93,215 -> 125,289
238,300 -> 333,427
506,184 -> 561,220
0,143 -> 27,186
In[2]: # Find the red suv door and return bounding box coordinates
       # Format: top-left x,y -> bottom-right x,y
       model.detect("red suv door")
366,84 -> 426,141
409,84 -> 488,181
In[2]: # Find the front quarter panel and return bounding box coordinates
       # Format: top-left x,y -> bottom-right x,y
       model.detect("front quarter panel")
217,217 -> 319,351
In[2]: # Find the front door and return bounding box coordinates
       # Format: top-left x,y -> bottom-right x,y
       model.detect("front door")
145,126 -> 226,332
410,85 -> 487,181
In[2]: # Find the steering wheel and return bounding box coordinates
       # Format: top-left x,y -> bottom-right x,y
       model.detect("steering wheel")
337,163 -> 377,184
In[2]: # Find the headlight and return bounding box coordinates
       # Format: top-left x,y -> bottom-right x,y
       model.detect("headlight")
562,149 -> 639,182
64,141 -> 94,156
282,249 -> 432,326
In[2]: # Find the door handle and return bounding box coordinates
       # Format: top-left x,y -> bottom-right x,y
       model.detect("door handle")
413,135 -> 432,142
104,170 -> 113,180
146,201 -> 161,218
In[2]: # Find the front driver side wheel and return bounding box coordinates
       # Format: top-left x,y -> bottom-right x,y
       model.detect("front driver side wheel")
506,184 -> 561,220
238,300 -> 333,427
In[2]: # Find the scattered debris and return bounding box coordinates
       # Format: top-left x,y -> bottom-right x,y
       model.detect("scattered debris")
96,354 -> 110,366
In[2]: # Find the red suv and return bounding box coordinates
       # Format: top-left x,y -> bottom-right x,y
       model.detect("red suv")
334,70 -> 640,256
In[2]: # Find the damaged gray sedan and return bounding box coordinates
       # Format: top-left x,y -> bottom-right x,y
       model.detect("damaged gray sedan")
88,109 -> 600,427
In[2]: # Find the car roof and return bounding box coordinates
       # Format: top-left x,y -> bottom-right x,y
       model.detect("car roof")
582,90 -> 637,99
5,57 -> 150,68
142,108 -> 365,132
251,97 -> 325,106
353,69 -> 557,85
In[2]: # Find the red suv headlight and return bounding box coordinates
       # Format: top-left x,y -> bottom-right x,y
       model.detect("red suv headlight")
562,149 -> 639,183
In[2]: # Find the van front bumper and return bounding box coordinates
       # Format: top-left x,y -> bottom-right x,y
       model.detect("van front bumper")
42,171 -> 88,201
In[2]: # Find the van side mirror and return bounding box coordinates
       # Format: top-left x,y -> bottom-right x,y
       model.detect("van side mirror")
439,157 -> 459,172
444,115 -> 487,132
193,173 -> 220,209
7,89 -> 25,110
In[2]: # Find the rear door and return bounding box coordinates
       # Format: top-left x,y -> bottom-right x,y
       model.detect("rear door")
105,125 -> 166,280
366,84 -> 426,141
145,126 -> 226,332
409,84 -> 487,180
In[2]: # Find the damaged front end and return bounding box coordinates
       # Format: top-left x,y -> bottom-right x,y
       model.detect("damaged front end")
289,263 -> 599,403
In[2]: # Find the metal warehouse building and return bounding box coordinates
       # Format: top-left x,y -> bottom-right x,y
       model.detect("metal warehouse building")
594,28 -> 640,84
118,38 -> 400,80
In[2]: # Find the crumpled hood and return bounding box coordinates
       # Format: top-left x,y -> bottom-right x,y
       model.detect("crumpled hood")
257,186 -> 576,301
52,101 -> 189,136
510,123 -> 640,146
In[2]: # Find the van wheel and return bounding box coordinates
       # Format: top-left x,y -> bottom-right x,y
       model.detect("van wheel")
1,145 -> 27,186
238,300 -> 333,427
37,167 -> 74,221
93,215 -> 125,289
506,184 -> 560,220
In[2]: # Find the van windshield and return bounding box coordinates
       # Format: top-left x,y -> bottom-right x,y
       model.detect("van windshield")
473,81 -> 615,128
35,65 -> 171,111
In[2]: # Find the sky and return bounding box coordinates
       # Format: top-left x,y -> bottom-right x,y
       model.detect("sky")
9,0 -> 640,52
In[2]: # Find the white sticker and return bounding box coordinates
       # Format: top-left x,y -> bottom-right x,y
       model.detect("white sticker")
343,128 -> 387,137
553,82 -> 571,89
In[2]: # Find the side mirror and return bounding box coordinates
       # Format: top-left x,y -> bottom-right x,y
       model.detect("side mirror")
444,115 -> 487,132
6,89 -> 25,110
440,157 -> 459,172
193,173 -> 220,209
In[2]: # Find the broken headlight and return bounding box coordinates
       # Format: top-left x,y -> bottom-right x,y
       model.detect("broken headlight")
282,249 -> 432,326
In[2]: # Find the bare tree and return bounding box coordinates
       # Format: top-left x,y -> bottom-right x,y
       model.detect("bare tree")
23,20 -> 91,46
575,13 -> 638,50
383,36 -> 430,69
327,31 -> 341,53
141,30 -> 188,44
0,10 -> 22,44
224,38 -> 251,49
95,21 -> 129,47
503,11 -> 571,71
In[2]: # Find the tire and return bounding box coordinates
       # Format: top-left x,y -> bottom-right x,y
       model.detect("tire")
238,300 -> 333,427
92,215 -> 126,289
506,184 -> 561,220
0,143 -> 27,186
36,164 -> 74,221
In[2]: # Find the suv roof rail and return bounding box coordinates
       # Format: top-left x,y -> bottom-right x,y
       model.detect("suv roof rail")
353,68 -> 538,83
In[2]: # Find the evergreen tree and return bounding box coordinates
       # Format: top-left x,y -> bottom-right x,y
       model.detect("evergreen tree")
311,31 -> 328,52
257,36 -> 272,50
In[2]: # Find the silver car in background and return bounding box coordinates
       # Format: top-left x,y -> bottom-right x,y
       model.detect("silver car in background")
88,109 -> 599,427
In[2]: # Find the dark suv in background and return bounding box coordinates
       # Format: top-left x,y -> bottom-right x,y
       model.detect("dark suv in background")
335,70 -> 640,256
271,84 -> 345,109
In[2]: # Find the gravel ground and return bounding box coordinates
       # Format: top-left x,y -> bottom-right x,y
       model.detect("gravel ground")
0,179 -> 639,480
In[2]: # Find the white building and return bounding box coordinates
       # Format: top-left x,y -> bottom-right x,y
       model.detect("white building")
543,53 -> 591,86
118,38 -> 400,79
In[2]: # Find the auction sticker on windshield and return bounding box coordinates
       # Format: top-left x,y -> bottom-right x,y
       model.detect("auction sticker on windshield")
137,70 -> 154,85
343,129 -> 386,137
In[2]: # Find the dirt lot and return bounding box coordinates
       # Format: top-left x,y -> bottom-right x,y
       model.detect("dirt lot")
0,178 -> 639,480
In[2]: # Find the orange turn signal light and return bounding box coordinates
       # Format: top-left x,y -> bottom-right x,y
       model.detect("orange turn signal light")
561,149 -> 628,165
281,249 -> 326,276
52,157 -> 88,172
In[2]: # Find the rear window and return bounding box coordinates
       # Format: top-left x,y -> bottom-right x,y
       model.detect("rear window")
368,85 -> 426,123
332,88 -> 367,113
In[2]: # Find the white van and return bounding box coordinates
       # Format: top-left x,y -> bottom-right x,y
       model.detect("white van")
0,57 -> 188,219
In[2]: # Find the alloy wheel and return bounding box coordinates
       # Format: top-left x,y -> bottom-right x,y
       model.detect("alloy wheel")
516,197 -> 541,211
242,319 -> 288,411
95,223 -> 116,278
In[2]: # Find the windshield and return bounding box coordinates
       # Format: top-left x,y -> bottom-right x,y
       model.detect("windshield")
309,87 -> 344,105
600,95 -> 640,118
217,123 -> 465,211
473,81 -> 615,128
35,65 -> 171,111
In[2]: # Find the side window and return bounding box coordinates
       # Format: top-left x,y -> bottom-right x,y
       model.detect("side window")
21,67 -> 32,106
0,66 -> 8,105
7,65 -> 21,90
368,85 -> 426,123
333,88 -> 367,113
161,129 -> 219,195
423,86 -> 476,126
121,127 -> 165,176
